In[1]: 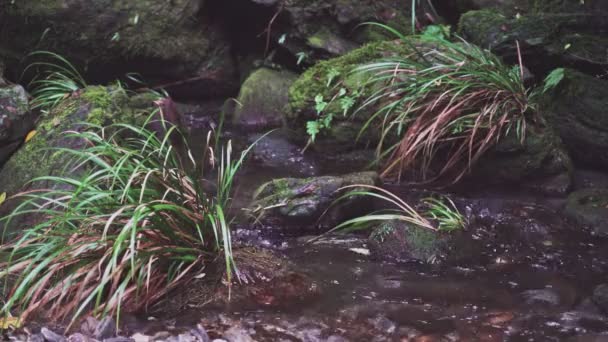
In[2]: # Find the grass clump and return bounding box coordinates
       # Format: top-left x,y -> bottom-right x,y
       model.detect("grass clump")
0,116 -> 248,326
308,25 -> 533,183
359,36 -> 530,182
23,51 -> 87,111
315,185 -> 466,240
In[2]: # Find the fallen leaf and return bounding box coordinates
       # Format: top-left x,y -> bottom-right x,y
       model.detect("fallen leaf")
24,130 -> 37,143
0,192 -> 6,206
0,316 -> 21,329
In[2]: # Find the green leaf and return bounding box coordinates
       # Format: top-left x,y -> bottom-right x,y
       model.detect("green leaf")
314,94 -> 328,114
542,68 -> 565,93
306,121 -> 320,142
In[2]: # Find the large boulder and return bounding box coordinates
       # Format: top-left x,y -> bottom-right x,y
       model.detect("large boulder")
228,67 -> 298,131
251,171 -> 379,226
542,69 -> 608,169
0,83 -> 36,167
458,9 -> 608,73
0,0 -> 237,96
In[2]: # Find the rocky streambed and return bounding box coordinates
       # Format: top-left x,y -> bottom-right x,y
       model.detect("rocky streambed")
6,130 -> 608,342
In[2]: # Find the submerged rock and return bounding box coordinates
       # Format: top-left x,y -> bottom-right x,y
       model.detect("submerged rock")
542,69 -> 608,169
228,68 -> 297,131
252,171 -> 379,226
565,188 -> 608,236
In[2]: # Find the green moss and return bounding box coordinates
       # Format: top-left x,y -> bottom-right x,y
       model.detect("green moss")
0,86 -> 153,196
287,40 -> 414,120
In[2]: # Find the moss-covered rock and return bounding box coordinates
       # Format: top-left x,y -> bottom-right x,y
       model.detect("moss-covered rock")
565,188 -> 608,236
542,69 -> 608,168
472,124 -> 573,195
0,0 -> 232,82
458,9 -> 608,72
251,171 -> 379,226
0,86 -> 154,196
229,68 -> 298,131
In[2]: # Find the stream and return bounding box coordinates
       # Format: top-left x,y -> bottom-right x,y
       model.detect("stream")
9,111 -> 608,342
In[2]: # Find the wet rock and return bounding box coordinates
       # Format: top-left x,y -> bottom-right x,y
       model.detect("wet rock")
542,69 -> 608,168
28,334 -> 46,342
41,328 -> 66,342
94,316 -> 117,340
0,83 -> 35,166
458,9 -> 608,73
222,327 -> 254,342
565,188 -> 608,236
228,68 -> 297,131
189,325 -> 210,342
249,132 -> 319,177
67,333 -> 92,342
326,336 -> 349,342
592,284 -> 608,314
80,316 -> 100,337
472,124 -> 573,196
252,171 -> 379,226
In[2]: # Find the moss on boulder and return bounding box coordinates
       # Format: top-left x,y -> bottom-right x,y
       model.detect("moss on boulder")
0,86 -> 154,196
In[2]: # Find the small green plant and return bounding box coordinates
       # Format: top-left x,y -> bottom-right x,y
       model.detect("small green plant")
422,196 -> 465,232
0,114 -> 251,326
22,51 -> 87,111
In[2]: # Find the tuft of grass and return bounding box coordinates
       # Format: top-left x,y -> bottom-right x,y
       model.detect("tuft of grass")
0,115 -> 249,326
22,51 -> 87,111
313,185 -> 465,241
353,34 -> 531,183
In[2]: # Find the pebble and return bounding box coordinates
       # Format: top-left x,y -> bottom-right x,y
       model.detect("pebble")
94,317 -> 117,340
41,328 -> 67,342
